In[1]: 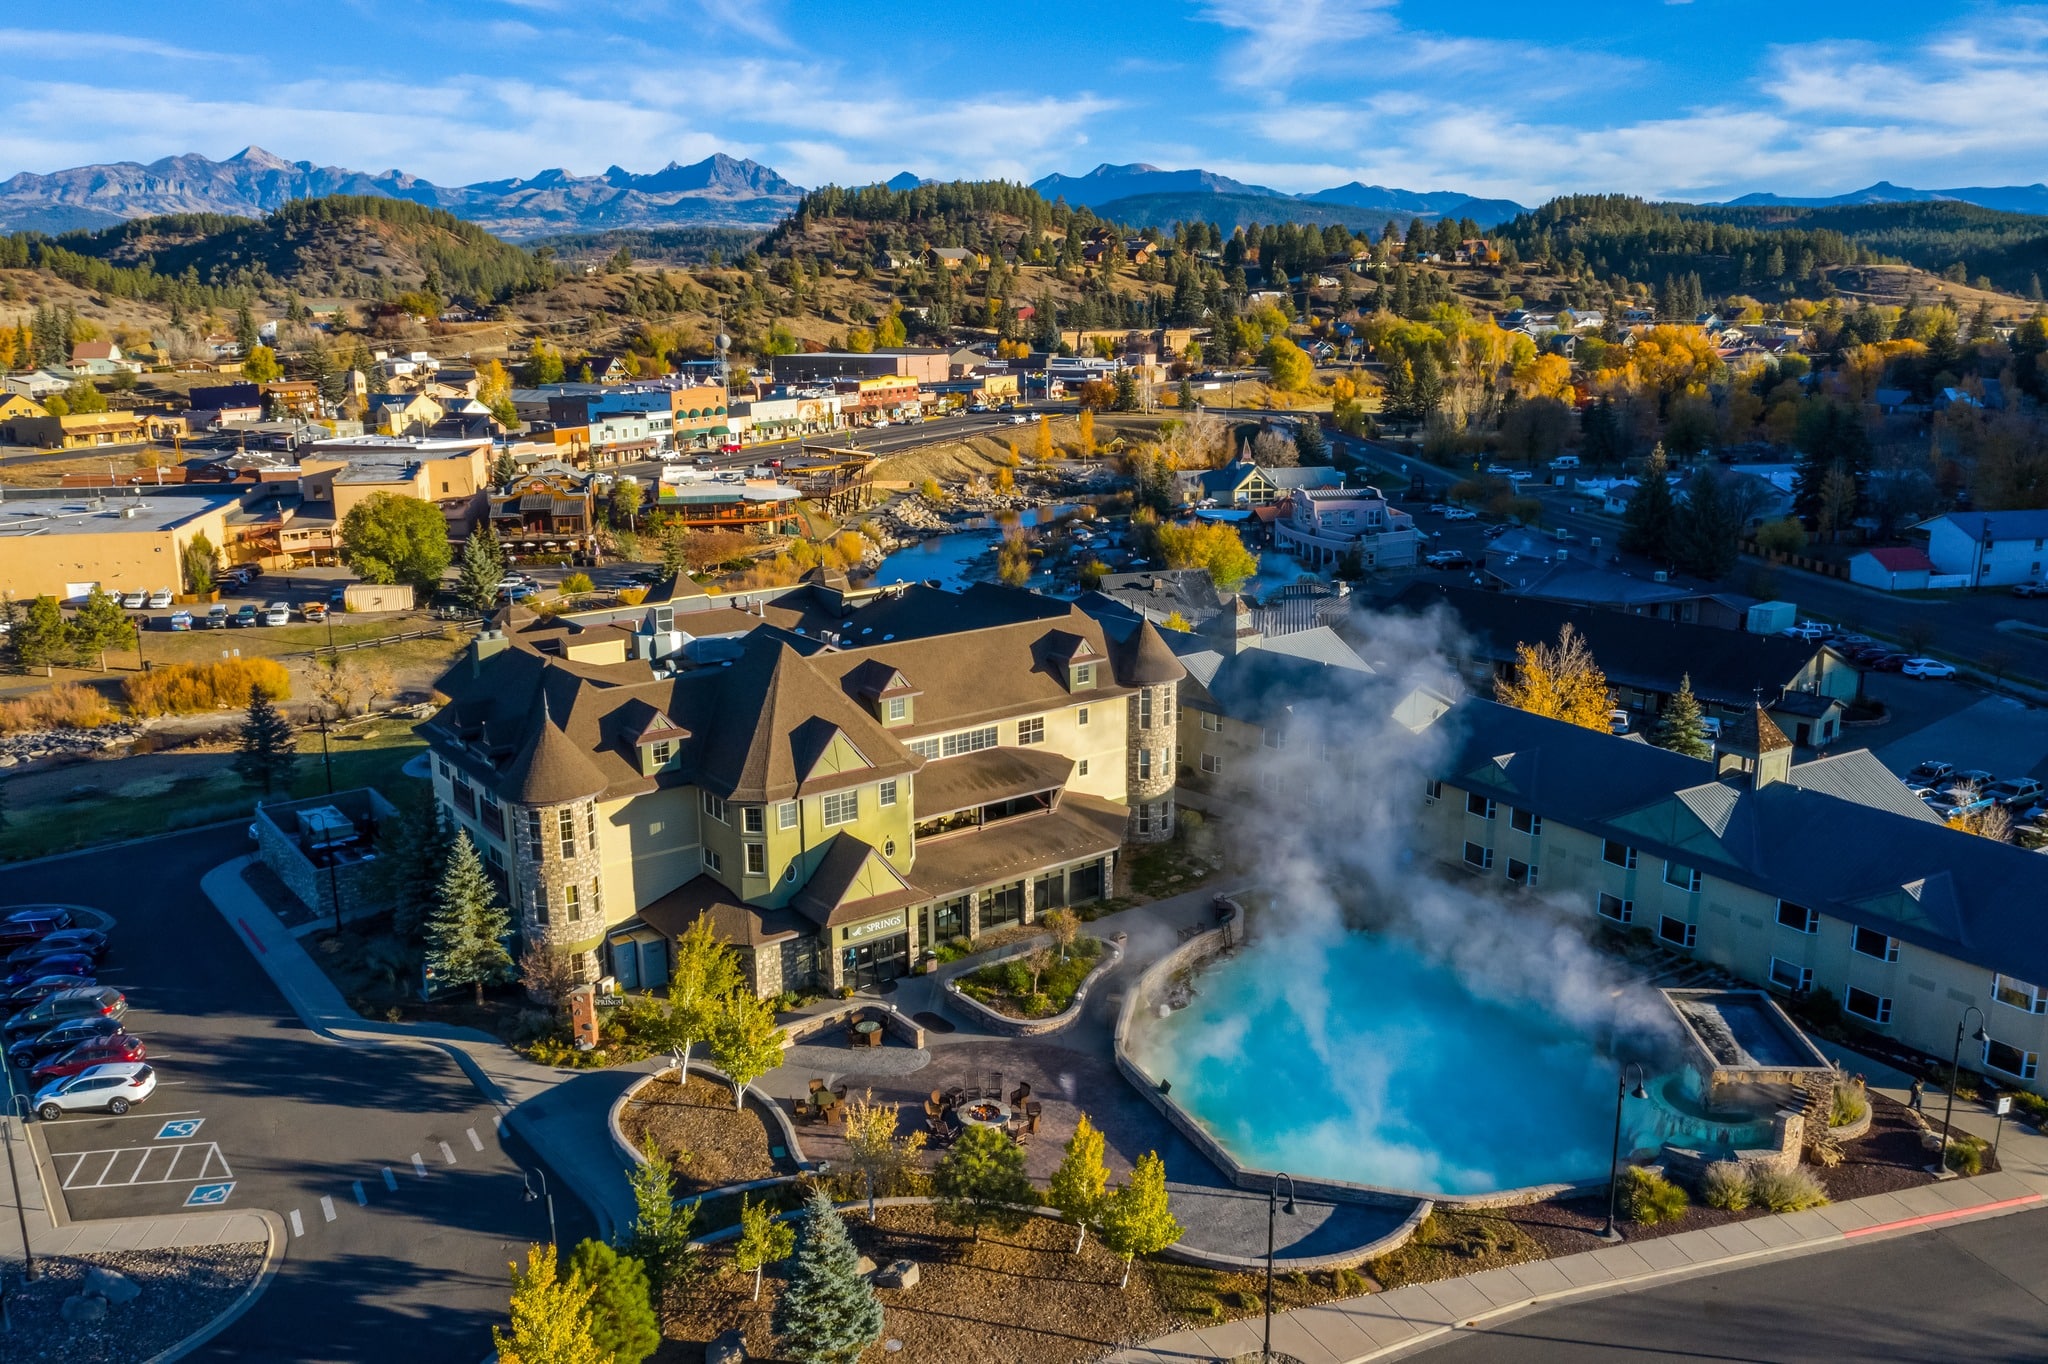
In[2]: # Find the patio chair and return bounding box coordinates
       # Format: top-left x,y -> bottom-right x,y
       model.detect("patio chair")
1023,1100 -> 1042,1134
943,1085 -> 966,1107
986,1071 -> 1002,1101
1008,1081 -> 1032,1107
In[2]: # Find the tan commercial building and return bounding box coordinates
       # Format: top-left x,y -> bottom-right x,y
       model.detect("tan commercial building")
0,489 -> 245,601
298,435 -> 491,515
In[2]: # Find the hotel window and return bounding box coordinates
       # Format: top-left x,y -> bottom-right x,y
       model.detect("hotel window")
703,847 -> 722,873
1138,748 -> 1153,779
1658,916 -> 1697,949
1262,726 -> 1286,750
1853,927 -> 1900,963
587,807 -> 597,841
777,801 -> 798,830
886,696 -> 908,722
1601,840 -> 1636,869
909,737 -> 941,759
1135,804 -> 1156,835
563,883 -> 580,921
1844,986 -> 1892,1025
557,808 -> 576,858
1200,712 -> 1220,732
879,779 -> 898,807
1201,753 -> 1221,775
1510,807 -> 1540,834
650,739 -> 672,765
1506,858 -> 1537,887
1776,899 -> 1818,933
1423,780 -> 1441,804
1463,842 -> 1494,870
744,844 -> 766,876
823,790 -> 859,827
1662,861 -> 1701,893
742,805 -> 765,835
1018,718 -> 1045,745
703,792 -> 728,824
940,726 -> 998,757
1139,691 -> 1153,729
1993,975 -> 2047,1014
1769,958 -> 1813,993
523,809 -> 542,853
1073,663 -> 1094,688
1077,707 -> 1091,728
1984,1038 -> 2040,1081
1077,759 -> 1090,777
1466,792 -> 1495,819
533,884 -> 549,924
1597,893 -> 1634,924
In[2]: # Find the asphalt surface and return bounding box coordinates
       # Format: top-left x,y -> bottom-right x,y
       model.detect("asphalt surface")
1399,1206 -> 2048,1363
1,825 -> 594,1363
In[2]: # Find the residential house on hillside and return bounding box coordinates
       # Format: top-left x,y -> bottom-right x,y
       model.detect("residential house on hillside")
367,391 -> 444,437
421,583 -> 1187,996
927,247 -> 987,270
1917,511 -> 2048,588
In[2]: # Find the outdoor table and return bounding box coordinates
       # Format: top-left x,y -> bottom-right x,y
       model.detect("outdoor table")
854,1020 -> 883,1047
956,1099 -> 1011,1129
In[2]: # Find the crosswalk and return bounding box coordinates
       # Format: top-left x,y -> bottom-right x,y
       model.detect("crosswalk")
285,1124 -> 492,1240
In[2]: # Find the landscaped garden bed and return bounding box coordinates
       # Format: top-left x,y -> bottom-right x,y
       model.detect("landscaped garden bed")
954,936 -> 1104,1019
618,1071 -> 791,1195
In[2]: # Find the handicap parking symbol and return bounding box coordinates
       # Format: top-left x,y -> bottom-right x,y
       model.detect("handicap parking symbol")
155,1119 -> 204,1140
185,1182 -> 235,1208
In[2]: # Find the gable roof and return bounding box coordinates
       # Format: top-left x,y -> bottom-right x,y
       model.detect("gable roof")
1859,547 -> 1935,572
1924,510 -> 2048,543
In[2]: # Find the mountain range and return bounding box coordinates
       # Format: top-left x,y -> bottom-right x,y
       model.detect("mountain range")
0,146 -> 803,239
1028,163 -> 1528,228
1718,179 -> 2048,216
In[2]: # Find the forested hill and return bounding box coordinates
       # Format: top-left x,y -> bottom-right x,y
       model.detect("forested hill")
1681,200 -> 2048,297
1495,195 -> 1873,297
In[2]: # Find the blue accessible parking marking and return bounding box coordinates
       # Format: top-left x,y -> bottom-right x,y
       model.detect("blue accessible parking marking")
185,1182 -> 234,1207
155,1119 -> 204,1140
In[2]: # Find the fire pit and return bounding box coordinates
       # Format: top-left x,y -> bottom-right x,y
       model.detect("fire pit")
958,1099 -> 1011,1128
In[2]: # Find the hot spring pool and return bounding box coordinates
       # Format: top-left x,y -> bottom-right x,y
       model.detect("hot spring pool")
1125,932 -> 1771,1196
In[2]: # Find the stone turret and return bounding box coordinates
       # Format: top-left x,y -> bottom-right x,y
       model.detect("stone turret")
500,698 -> 611,983
1115,619 -> 1185,843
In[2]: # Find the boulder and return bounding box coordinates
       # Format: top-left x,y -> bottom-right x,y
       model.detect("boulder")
85,1265 -> 141,1305
705,1327 -> 746,1364
873,1259 -> 920,1290
61,1293 -> 108,1325
853,1254 -> 877,1277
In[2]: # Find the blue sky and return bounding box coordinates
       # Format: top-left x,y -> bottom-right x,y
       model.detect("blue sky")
6,1 -> 2045,202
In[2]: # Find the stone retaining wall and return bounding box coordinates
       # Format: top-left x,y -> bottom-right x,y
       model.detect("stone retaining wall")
609,1059 -> 810,1172
782,1001 -> 927,1050
943,935 -> 1122,1037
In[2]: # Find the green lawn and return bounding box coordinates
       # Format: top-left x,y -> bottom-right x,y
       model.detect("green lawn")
0,716 -> 427,861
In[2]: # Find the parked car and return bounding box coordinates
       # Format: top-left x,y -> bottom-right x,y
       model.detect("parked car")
2012,582 -> 2048,598
5,928 -> 107,968
1425,550 -> 1473,569
0,977 -> 93,1014
168,610 -> 193,631
1987,778 -> 2046,810
1609,709 -> 1631,735
120,589 -> 147,610
4,1014 -> 126,1069
1781,623 -> 1826,641
1866,652 -> 1908,672
719,440 -> 743,453
1485,463 -> 1512,475
329,584 -> 349,606
1483,524 -> 1511,540
1931,789 -> 1997,820
1906,761 -> 1955,787
147,588 -> 173,609
232,604 -> 260,627
1427,503 -> 1449,515
1010,414 -> 1028,425
301,603 -> 328,623
0,907 -> 74,952
205,604 -> 231,629
1903,657 -> 1955,678
1507,470 -> 1535,483
32,1061 -> 156,1120
1,954 -> 95,989
262,601 -> 291,626
2,987 -> 125,1041
1444,507 -> 1477,521
968,403 -> 989,413
29,1034 -> 146,1084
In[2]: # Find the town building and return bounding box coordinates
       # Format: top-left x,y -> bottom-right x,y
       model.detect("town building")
0,409 -> 148,449
420,581 -> 1184,996
1848,547 -> 1938,592
653,469 -> 803,532
488,472 -> 597,558
767,350 -> 951,386
0,488 -> 249,599
1178,458 -> 1347,508
1271,485 -> 1421,571
1916,511 -> 2048,588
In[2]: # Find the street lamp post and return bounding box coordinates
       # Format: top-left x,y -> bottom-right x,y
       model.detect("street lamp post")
1598,1063 -> 1650,1242
4,1090 -> 35,1285
1262,1172 -> 1297,1364
1936,1008 -> 1989,1175
524,1169 -> 557,1255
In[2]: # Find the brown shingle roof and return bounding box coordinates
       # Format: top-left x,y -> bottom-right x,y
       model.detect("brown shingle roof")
498,695 -> 610,806
638,875 -> 803,947
1116,618 -> 1185,686
907,794 -> 1126,899
791,833 -> 924,928
913,747 -> 1074,819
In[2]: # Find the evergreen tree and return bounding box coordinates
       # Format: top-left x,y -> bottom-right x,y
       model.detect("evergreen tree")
234,305 -> 260,356
1099,1150 -> 1183,1289
1619,446 -> 1677,561
1176,377 -> 1195,409
1111,368 -> 1140,411
567,1239 -> 661,1364
1655,675 -> 1712,760
1048,1113 -> 1111,1252
491,450 -> 519,487
424,831 -> 512,1004
376,797 -> 452,943
1294,420 -> 1331,466
627,1137 -> 698,1310
934,1123 -> 1034,1241
774,1187 -> 884,1364
456,525 -> 508,614
1669,468 -> 1740,581
233,685 -> 298,796
68,588 -> 133,671
13,596 -> 69,676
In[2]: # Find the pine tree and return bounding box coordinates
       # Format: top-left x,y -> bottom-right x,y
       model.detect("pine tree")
376,798 -> 452,943
1048,1113 -> 1111,1251
567,1239 -> 661,1364
627,1137 -> 698,1310
1294,421 -> 1331,467
732,1194 -> 796,1302
493,1244 -> 606,1364
1670,469 -> 1739,581
456,525 -> 508,614
1620,445 -> 1677,561
68,588 -> 133,671
1655,675 -> 1712,760
233,685 -> 298,796
1099,1150 -> 1182,1289
13,596 -> 69,676
774,1187 -> 884,1364
234,305 -> 260,356
424,831 -> 512,1004
933,1123 -> 1034,1241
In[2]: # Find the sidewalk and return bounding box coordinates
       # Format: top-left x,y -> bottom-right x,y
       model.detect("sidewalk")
1109,1084 -> 2048,1364
201,856 -> 647,1241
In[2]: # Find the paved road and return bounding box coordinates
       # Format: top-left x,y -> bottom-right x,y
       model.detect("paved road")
1,825 -> 593,1363
1400,1205 -> 2048,1363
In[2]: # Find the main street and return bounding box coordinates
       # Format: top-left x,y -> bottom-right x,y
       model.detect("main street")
1,825 -> 593,1363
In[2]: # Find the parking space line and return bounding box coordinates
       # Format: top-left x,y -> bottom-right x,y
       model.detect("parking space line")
382,1167 -> 398,1191
53,1141 -> 232,1190
467,1127 -> 483,1151
411,1153 -> 427,1177
438,1141 -> 457,1166
289,1209 -> 304,1237
321,1195 -> 336,1223
40,1108 -> 202,1126
353,1180 -> 367,1206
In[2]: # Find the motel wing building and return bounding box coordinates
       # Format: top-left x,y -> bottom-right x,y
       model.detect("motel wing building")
421,583 -> 1184,996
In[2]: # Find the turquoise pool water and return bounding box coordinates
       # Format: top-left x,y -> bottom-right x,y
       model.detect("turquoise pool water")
1126,932 -> 1768,1196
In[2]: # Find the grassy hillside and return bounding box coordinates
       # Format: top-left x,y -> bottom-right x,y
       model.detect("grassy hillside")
1683,200 -> 2048,295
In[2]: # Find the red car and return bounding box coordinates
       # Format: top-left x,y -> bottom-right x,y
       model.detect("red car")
30,1034 -> 145,1084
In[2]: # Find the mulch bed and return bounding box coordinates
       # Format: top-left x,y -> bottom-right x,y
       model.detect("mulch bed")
657,1203 -> 1351,1364
619,1072 -> 790,1194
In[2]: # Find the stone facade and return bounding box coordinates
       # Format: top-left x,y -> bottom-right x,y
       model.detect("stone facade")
1125,680 -> 1178,842
510,795 -> 608,982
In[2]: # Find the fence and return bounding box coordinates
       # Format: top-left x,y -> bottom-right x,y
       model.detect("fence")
305,619 -> 481,658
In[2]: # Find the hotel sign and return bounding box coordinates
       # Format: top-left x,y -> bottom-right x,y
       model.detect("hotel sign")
844,913 -> 905,942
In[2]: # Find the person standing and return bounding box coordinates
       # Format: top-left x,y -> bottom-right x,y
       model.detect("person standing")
1909,1077 -> 1925,1112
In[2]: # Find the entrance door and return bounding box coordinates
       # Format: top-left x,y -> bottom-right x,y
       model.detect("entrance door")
841,933 -> 909,989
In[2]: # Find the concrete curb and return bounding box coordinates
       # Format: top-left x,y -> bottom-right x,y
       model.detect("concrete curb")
610,1060 -> 809,1175
943,935 -> 1124,1037
0,819 -> 245,869
139,1209 -> 289,1364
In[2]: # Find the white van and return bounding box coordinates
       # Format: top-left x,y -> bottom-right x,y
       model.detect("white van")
1551,455 -> 1581,470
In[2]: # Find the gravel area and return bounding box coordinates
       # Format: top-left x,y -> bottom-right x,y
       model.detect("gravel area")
619,1072 -> 792,1194
3,1243 -> 266,1364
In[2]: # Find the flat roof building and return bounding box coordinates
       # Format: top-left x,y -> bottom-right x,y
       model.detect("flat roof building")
0,489 -> 247,600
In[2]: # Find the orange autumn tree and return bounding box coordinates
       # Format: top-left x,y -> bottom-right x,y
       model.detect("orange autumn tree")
1494,623 -> 1613,731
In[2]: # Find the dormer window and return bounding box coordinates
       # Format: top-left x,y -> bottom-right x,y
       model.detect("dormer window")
650,739 -> 673,765
1073,663 -> 1094,688
886,696 -> 908,722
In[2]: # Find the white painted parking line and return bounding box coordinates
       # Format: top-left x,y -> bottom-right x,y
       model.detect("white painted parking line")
438,1141 -> 457,1166
466,1127 -> 484,1152
40,1108 -> 202,1125
382,1167 -> 398,1191
353,1180 -> 367,1206
289,1208 -> 305,1237
321,1195 -> 337,1223
54,1142 -> 231,1190
411,1153 -> 427,1177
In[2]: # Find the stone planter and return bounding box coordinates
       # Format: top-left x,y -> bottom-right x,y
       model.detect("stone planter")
944,936 -> 1121,1037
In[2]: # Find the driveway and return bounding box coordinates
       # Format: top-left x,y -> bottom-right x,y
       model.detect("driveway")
1,825 -> 593,1363
1865,674 -> 2048,781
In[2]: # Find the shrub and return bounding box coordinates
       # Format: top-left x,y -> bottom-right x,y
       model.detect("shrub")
1749,1163 -> 1829,1212
1701,1160 -> 1752,1211
1945,1137 -> 1986,1176
617,587 -> 648,606
2010,1091 -> 2048,1125
125,658 -> 290,716
0,683 -> 121,735
1619,1166 -> 1689,1225
1829,1081 -> 1869,1128
560,572 -> 595,594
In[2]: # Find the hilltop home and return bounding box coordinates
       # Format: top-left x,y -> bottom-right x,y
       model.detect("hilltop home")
420,582 -> 1186,996
1420,701 -> 2046,1098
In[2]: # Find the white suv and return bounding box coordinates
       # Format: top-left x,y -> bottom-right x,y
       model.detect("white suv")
33,1061 -> 156,1120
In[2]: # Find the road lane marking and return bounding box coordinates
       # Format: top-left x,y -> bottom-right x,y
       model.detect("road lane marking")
411,1153 -> 427,1177
438,1141 -> 457,1166
382,1167 -> 398,1191
289,1208 -> 304,1237
38,1108 -> 201,1125
321,1195 -> 336,1223
467,1127 -> 483,1151
353,1180 -> 367,1206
